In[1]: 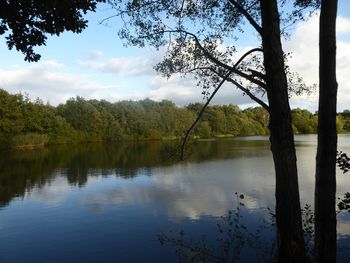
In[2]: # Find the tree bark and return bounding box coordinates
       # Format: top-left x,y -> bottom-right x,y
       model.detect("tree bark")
260,1 -> 307,262
314,1 -> 338,262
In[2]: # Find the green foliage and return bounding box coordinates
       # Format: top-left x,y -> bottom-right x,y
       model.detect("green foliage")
243,107 -> 269,128
2,89 -> 350,149
0,0 -> 105,61
47,116 -> 78,144
0,89 -> 24,134
196,121 -> 212,139
291,109 -> 317,134
57,97 -> 105,141
0,89 -> 24,137
338,111 -> 350,132
187,104 -> 269,137
290,109 -> 350,134
11,133 -> 48,147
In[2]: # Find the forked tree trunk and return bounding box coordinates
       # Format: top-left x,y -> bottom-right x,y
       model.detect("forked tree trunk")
314,1 -> 338,262
260,1 -> 307,262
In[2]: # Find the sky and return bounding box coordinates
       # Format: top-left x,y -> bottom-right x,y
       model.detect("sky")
0,1 -> 349,112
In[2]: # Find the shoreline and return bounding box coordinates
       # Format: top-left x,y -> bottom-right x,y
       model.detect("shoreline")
6,133 -> 349,151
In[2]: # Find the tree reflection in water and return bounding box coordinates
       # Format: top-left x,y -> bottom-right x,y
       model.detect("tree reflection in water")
158,193 -> 346,263
158,193 -> 277,263
0,139 -> 269,207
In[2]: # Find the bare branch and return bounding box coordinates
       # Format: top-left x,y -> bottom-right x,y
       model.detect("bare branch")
184,31 -> 266,87
232,47 -> 263,69
186,64 -> 268,110
99,14 -> 119,25
180,70 -> 232,160
204,67 -> 269,111
247,68 -> 266,82
246,0 -> 260,12
178,0 -> 186,27
179,47 -> 268,160
228,0 -> 262,35
227,77 -> 269,112
185,47 -> 267,90
145,28 -> 266,87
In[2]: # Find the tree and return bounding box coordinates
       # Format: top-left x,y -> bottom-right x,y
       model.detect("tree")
0,0 -> 105,62
57,97 -> 105,140
108,1 -> 319,261
259,2 -> 306,261
291,108 -> 317,134
0,89 -> 24,138
314,0 -> 338,262
244,107 -> 269,129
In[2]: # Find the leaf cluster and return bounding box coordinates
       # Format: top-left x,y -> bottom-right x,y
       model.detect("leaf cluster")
0,0 -> 106,61
336,151 -> 350,174
338,192 -> 350,212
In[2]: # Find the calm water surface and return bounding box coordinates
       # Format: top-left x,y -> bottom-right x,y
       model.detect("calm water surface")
1,135 -> 350,262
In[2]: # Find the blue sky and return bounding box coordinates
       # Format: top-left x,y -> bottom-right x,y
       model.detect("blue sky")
0,1 -> 349,111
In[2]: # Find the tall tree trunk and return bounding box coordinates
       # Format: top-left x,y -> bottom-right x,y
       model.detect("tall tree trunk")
260,1 -> 307,262
314,1 -> 338,262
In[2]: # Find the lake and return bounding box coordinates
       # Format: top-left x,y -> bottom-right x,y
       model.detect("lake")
1,135 -> 350,262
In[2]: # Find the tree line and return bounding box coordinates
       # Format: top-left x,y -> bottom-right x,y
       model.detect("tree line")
1,88 -> 349,148
0,1 -> 342,261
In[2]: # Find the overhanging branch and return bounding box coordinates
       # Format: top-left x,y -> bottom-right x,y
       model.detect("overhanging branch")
228,0 -> 262,35
180,47 -> 269,160
247,68 -> 266,82
185,31 -> 266,87
204,67 -> 269,111
227,77 -> 269,112
147,29 -> 266,88
180,70 -> 232,160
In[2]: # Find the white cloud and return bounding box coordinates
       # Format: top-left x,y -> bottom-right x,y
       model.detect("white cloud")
77,45 -> 264,107
88,50 -> 104,60
147,74 -> 198,105
0,53 -> 255,107
28,174 -> 72,207
77,55 -> 155,77
337,16 -> 350,35
0,60 -> 125,105
146,73 -> 254,106
80,159 -> 275,220
283,13 -> 350,112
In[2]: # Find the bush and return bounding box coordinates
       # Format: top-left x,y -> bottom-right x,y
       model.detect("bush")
11,133 -> 48,147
